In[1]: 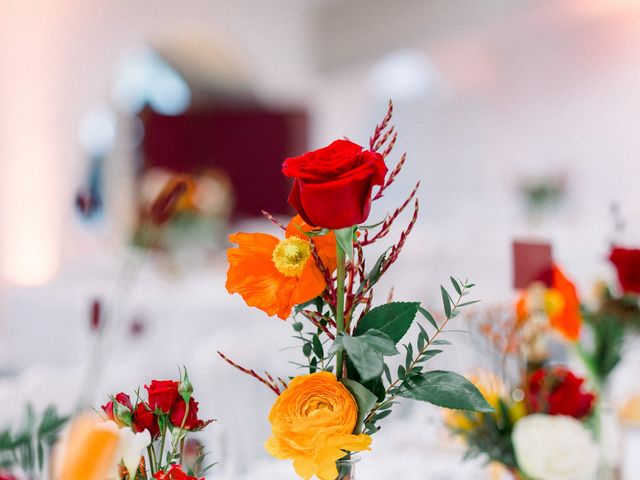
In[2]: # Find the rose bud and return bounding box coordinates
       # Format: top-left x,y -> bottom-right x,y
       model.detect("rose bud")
145,380 -> 179,414
101,392 -> 133,426
178,368 -> 193,404
282,139 -> 387,230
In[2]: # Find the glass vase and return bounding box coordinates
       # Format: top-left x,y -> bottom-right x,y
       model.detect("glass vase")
597,393 -> 623,479
336,455 -> 360,480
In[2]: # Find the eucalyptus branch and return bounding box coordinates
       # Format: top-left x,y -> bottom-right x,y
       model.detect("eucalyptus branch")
363,281 -> 475,425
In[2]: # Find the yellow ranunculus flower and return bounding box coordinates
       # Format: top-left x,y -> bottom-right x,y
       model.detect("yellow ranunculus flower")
265,372 -> 371,480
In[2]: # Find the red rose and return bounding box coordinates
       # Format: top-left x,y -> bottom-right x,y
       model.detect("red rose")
527,367 -> 595,419
101,392 -> 133,425
609,246 -> 640,294
282,139 -> 387,229
132,402 -> 160,438
153,464 -> 202,480
170,398 -> 204,430
145,380 -> 179,413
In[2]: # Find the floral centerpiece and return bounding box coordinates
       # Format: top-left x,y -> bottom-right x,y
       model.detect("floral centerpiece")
56,368 -> 213,480
445,365 -> 598,480
578,246 -> 640,389
219,102 -> 493,480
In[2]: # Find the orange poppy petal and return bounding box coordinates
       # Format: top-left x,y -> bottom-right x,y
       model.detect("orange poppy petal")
226,232 -> 290,318
549,265 -> 582,341
291,260 -> 327,306
285,215 -> 337,272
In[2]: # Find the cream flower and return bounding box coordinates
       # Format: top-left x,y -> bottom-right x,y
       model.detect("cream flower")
512,414 -> 597,480
109,425 -> 152,479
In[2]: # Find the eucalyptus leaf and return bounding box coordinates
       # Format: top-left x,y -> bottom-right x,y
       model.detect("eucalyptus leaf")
441,286 -> 452,317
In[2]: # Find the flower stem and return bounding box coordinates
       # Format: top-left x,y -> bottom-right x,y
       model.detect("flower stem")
335,241 -> 347,379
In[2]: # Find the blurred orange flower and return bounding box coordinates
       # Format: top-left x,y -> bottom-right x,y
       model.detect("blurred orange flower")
548,265 -> 581,341
57,415 -> 120,480
265,372 -> 371,480
226,215 -> 336,319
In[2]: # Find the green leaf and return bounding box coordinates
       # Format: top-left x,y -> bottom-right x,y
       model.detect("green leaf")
450,277 -> 462,295
312,334 -> 324,358
416,349 -> 442,363
334,227 -> 355,261
441,286 -> 452,317
417,306 -> 438,330
398,370 -> 494,412
341,379 -> 377,433
358,329 -> 399,356
332,330 -> 397,381
360,248 -> 391,291
354,302 -> 419,343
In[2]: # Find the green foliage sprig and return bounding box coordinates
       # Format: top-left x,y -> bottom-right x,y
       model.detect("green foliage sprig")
0,405 -> 69,476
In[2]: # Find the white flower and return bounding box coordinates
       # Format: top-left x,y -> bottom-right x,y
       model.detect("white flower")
108,425 -> 151,479
512,414 -> 598,480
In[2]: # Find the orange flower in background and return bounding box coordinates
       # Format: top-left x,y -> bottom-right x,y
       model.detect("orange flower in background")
265,372 -> 371,480
226,215 -> 336,319
548,265 -> 582,341
57,414 -> 120,480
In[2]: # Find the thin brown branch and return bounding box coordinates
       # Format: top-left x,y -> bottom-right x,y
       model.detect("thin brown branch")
217,351 -> 281,395
261,210 -> 287,230
363,181 -> 419,246
373,152 -> 407,201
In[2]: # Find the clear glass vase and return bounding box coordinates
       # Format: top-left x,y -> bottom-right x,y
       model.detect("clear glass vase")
335,455 -> 360,480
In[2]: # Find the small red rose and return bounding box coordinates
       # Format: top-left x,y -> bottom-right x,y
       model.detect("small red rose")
132,402 -> 160,438
145,380 -> 180,413
282,139 -> 387,230
153,464 -> 202,480
609,246 -> 640,294
170,397 -> 204,430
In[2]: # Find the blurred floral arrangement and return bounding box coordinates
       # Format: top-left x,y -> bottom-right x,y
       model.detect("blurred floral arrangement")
218,102 -> 493,480
134,168 -> 234,257
517,173 -> 566,221
55,368 -> 213,480
446,365 -> 598,479
579,246 -> 640,389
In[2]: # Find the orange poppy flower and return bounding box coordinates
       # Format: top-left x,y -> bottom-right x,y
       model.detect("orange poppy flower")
548,265 -> 582,341
226,215 -> 336,319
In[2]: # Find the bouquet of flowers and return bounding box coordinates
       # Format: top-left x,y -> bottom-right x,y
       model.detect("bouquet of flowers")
445,365 -> 598,480
219,102 -> 493,480
56,368 -> 213,480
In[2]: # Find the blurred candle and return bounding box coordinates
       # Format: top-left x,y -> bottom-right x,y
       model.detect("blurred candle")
0,0 -> 66,285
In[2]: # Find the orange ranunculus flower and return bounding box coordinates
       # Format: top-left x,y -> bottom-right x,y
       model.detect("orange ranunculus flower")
547,265 -> 581,341
226,215 -> 336,320
265,372 -> 371,480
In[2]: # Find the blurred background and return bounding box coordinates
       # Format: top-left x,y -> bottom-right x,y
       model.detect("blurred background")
2,0 -> 640,478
